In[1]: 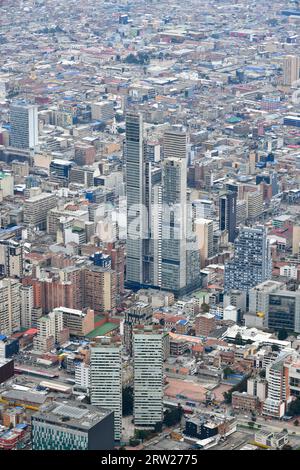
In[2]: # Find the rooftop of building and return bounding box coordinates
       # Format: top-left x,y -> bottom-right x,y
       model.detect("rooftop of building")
33,400 -> 111,430
2,389 -> 47,405
86,322 -> 118,338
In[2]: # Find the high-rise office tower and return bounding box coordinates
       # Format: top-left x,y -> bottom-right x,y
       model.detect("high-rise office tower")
10,102 -> 39,150
24,192 -> 57,230
160,129 -> 200,294
0,240 -> 24,278
125,113 -> 147,287
123,301 -> 153,355
219,191 -> 237,243
0,278 -> 21,335
20,284 -> 34,329
91,101 -> 114,122
49,159 -> 73,187
163,128 -> 187,159
194,218 -> 214,268
161,153 -> 187,291
224,226 -> 272,293
150,183 -> 163,288
90,339 -> 122,442
268,290 -> 300,334
292,224 -> 300,256
125,116 -> 200,295
236,200 -> 247,226
84,265 -> 116,314
283,55 -> 300,86
192,199 -> 214,220
133,326 -> 164,429
246,191 -> 264,220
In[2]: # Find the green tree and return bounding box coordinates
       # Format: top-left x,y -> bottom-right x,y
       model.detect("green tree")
287,398 -> 300,417
125,53 -> 138,64
223,375 -> 248,404
134,429 -> 151,441
223,391 -> 232,404
129,438 -> 140,447
154,421 -> 163,433
122,386 -> 133,416
163,405 -> 183,427
201,302 -> 210,313
235,332 -> 243,345
223,367 -> 234,379
278,329 -> 288,341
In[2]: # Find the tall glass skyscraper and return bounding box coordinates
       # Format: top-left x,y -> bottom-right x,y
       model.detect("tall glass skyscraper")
125,112 -> 148,286
125,114 -> 200,295
219,190 -> 237,243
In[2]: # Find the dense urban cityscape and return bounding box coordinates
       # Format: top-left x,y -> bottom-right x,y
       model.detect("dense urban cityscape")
0,0 -> 300,454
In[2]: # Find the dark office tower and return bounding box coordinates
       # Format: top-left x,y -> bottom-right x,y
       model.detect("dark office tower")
219,191 -> 237,243
125,113 -> 148,288
268,290 -> 300,333
49,159 -> 73,187
123,301 -> 152,356
224,226 -> 272,293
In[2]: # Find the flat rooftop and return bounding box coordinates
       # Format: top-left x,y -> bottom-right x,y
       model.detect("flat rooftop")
2,389 -> 47,405
33,400 -> 111,430
25,192 -> 56,202
86,322 -> 119,338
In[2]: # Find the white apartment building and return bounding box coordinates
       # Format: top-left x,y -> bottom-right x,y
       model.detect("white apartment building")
262,354 -> 291,418
21,284 -> 33,330
90,340 -> 122,441
279,265 -> 298,280
75,361 -> 91,391
192,199 -> 214,220
33,309 -> 65,353
133,326 -> 164,429
0,278 -> 21,335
